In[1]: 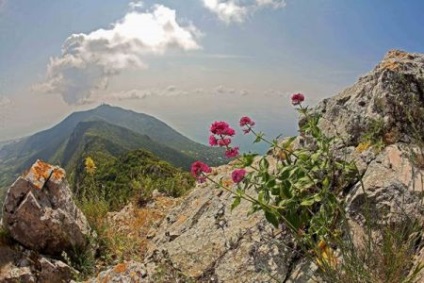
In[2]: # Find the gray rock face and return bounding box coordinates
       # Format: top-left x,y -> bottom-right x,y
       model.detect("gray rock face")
347,144 -> 424,225
0,245 -> 76,283
2,159 -> 92,255
141,163 -> 299,283
314,50 -> 424,146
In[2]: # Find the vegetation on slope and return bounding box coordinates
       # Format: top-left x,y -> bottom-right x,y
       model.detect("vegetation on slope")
77,148 -> 194,211
0,104 -> 223,190
73,148 -> 194,274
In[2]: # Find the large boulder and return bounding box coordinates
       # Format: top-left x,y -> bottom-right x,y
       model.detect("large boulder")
314,50 -> 424,146
0,244 -> 77,283
2,159 -> 93,255
143,162 -> 298,282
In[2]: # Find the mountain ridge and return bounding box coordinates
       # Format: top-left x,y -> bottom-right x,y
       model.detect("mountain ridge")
0,104 -> 224,189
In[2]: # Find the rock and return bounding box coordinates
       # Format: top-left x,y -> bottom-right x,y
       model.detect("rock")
313,50 -> 424,146
286,259 -> 322,283
141,163 -> 297,282
0,266 -> 36,283
2,159 -> 93,256
152,189 -> 162,199
38,256 -> 76,283
87,261 -> 148,283
346,144 -> 424,224
0,245 -> 76,283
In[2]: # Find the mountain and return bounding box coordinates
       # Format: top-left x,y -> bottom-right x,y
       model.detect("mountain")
0,104 -> 224,189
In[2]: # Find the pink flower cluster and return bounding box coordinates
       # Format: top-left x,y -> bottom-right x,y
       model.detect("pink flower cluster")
210,121 -> 235,136
209,121 -> 239,158
291,93 -> 305,105
231,169 -> 246,183
239,116 -> 255,134
190,161 -> 212,183
191,95 -> 306,185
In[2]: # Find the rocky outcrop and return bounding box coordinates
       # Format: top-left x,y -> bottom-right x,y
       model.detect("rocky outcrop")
314,50 -> 424,146
143,163 -> 295,282
347,144 -> 424,224
0,237 -> 77,282
89,50 -> 424,282
2,159 -> 93,255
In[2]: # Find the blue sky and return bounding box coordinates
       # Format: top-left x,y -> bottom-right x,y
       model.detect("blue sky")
0,0 -> 423,150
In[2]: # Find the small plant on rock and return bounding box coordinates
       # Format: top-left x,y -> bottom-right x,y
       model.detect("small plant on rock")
191,93 -> 424,282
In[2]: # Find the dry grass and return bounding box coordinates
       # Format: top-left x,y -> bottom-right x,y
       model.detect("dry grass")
83,196 -> 179,272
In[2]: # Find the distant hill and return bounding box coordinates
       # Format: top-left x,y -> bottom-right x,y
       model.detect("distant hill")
0,104 -> 224,189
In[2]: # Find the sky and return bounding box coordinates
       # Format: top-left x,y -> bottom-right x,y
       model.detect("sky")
0,0 -> 424,150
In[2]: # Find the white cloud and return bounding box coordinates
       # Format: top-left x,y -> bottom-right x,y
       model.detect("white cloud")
202,0 -> 286,24
109,89 -> 152,101
203,0 -> 248,23
97,85 -> 246,102
255,0 -> 286,9
129,0 -> 143,10
214,85 -> 249,96
34,4 -> 201,105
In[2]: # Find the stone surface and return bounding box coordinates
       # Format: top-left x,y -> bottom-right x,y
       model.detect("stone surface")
0,245 -> 76,283
313,50 -> 424,146
87,261 -> 148,283
346,144 -> 424,224
2,159 -> 93,255
141,162 -> 298,282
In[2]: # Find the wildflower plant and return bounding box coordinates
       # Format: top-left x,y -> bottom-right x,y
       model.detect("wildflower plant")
191,93 -> 359,266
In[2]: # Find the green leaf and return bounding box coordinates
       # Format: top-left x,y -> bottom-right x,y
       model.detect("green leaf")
260,158 -> 269,170
241,153 -> 257,167
231,196 -> 241,211
261,171 -> 270,182
258,190 -> 265,203
254,132 -> 264,143
278,199 -> 292,208
300,198 -> 316,206
322,177 -> 330,189
297,151 -> 310,162
265,211 -> 279,228
289,167 -> 302,179
282,136 -> 296,148
267,179 -> 276,189
278,166 -> 292,180
281,180 -> 292,198
313,194 -> 322,202
296,176 -> 315,190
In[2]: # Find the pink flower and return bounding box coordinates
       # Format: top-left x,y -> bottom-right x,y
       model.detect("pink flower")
239,116 -> 255,134
210,121 -> 229,135
209,135 -> 218,146
225,147 -> 239,158
239,116 -> 255,127
218,138 -> 231,147
291,93 -> 305,105
191,161 -> 212,182
210,121 -> 236,136
232,169 -> 246,183
224,127 -> 235,136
